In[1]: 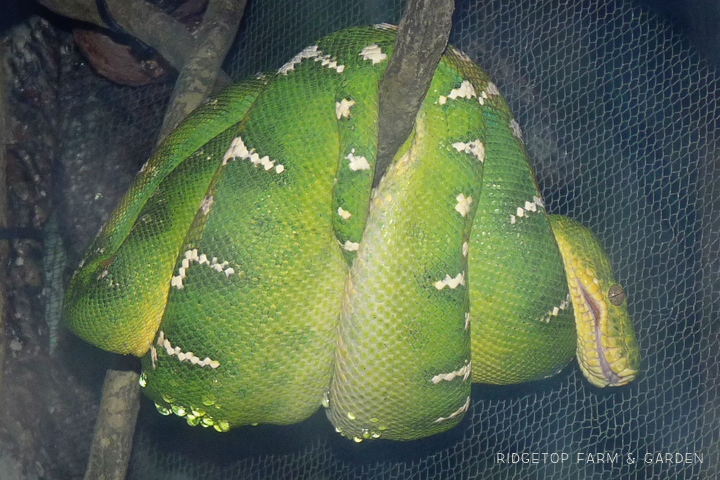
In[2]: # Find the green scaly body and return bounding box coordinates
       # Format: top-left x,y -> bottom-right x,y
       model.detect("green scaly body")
64,25 -> 639,442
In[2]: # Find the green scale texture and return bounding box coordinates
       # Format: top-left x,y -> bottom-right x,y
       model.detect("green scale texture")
64,25 -> 639,441
327,51 -> 486,441
142,27 -> 402,431
467,80 -> 575,385
64,78 -> 269,356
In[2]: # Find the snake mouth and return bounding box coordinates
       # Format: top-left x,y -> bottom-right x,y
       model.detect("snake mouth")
576,280 -> 623,386
572,275 -> 638,387
549,214 -> 640,388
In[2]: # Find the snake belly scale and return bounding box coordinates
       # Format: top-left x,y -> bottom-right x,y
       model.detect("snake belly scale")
64,25 -> 640,442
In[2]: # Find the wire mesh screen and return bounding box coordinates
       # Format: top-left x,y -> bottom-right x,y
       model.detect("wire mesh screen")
5,0 -> 717,478
118,0 -> 720,478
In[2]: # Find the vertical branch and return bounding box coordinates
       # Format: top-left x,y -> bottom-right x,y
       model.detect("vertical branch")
37,0 -> 204,76
83,369 -> 142,480
374,0 -> 455,185
82,1 -> 246,478
157,0 -> 248,142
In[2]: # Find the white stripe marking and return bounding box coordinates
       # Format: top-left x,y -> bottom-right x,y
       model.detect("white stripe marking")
279,45 -> 320,74
200,195 -> 214,215
434,397 -> 471,423
278,45 -> 346,74
336,99 -> 356,119
360,44 -> 387,64
317,54 -> 345,73
434,273 -> 465,290
171,249 -> 234,289
150,345 -> 158,369
223,136 -> 284,174
431,361 -> 471,384
450,46 -> 473,63
157,330 -> 220,369
540,294 -> 572,323
455,194 -> 473,217
452,140 -> 485,163
448,80 -> 477,100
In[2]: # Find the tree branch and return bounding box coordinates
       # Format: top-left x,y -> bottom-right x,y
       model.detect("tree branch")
374,0 -> 455,186
36,0 -> 232,84
83,369 -> 142,480
158,0 -> 247,141
79,1 -> 246,478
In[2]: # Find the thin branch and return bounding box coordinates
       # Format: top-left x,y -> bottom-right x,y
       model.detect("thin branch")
374,0 -> 455,186
158,0 -> 247,142
105,0 -> 198,74
83,369 -> 142,480
81,1 -> 246,478
36,0 -> 232,84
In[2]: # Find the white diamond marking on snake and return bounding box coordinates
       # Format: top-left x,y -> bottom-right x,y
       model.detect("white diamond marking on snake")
455,194 -> 473,217
360,44 -> 387,64
434,273 -> 465,290
156,330 -> 220,369
439,80 -> 477,105
346,149 -> 371,171
279,46 -> 345,74
338,207 -> 352,220
510,196 -> 545,224
343,240 -> 360,252
509,118 -> 523,141
540,293 -> 573,323
336,99 -> 356,119
200,195 -> 214,215
431,360 -> 471,384
452,140 -> 485,163
222,136 -> 284,173
171,249 -> 235,290
434,397 -> 471,423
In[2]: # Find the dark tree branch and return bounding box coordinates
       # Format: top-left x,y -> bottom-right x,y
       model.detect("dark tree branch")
83,369 -> 142,480
35,0 -> 232,85
74,1 -> 246,478
158,0 -> 247,142
374,0 -> 455,186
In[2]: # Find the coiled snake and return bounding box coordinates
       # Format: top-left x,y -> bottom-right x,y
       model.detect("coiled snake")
64,25 -> 640,442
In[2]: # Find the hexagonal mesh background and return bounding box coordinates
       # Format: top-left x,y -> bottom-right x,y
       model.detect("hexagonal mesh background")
11,0 -> 718,478
116,0 -> 720,477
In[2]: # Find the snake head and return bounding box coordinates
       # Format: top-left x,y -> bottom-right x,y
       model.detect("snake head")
549,215 -> 641,388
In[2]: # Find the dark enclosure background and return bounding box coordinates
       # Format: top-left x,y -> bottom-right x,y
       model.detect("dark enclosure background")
0,0 -> 718,479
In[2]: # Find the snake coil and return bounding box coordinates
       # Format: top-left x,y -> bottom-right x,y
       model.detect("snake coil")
64,25 -> 640,442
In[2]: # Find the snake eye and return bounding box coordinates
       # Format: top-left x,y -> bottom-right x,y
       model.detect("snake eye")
608,284 -> 626,306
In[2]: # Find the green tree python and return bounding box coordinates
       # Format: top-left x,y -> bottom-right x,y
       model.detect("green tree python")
64,25 -> 640,442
